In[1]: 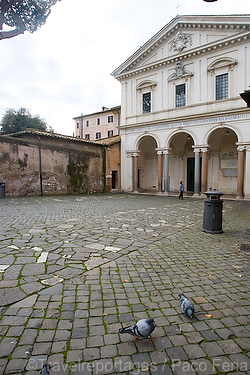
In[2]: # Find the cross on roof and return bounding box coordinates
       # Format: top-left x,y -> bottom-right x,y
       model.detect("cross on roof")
175,3 -> 181,15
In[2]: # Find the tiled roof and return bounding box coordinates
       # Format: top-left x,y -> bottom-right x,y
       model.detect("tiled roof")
4,128 -> 103,145
3,128 -> 121,146
95,135 -> 121,146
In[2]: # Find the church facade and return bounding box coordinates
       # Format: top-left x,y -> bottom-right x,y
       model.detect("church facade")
111,15 -> 250,199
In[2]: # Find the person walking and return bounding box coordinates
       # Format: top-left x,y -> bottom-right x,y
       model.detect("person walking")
179,181 -> 184,199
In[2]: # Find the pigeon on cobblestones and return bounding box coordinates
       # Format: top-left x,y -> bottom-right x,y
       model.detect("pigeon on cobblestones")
119,318 -> 155,339
178,294 -> 195,318
40,364 -> 50,375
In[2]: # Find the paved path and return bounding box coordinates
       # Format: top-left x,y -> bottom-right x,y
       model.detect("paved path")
0,194 -> 249,375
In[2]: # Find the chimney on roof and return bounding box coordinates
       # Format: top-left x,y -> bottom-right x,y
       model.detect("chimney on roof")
102,106 -> 109,111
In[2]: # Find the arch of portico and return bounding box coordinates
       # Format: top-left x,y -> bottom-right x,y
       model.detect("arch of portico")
130,134 -> 159,193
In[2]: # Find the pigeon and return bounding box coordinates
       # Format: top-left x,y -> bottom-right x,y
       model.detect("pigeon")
119,318 -> 155,339
39,364 -> 50,375
178,294 -> 195,318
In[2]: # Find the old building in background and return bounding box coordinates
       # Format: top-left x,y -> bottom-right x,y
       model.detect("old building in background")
73,106 -> 121,141
112,15 -> 250,199
96,135 -> 121,192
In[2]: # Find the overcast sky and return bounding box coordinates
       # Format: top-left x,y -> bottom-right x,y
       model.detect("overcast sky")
0,0 -> 249,136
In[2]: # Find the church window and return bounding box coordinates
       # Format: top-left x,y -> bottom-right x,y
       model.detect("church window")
143,92 -> 151,113
216,73 -> 228,100
176,83 -> 186,107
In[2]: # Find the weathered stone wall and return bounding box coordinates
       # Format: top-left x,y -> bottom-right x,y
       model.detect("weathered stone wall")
0,135 -> 105,197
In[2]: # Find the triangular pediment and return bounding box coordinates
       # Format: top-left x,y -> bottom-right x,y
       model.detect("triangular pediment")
111,15 -> 250,79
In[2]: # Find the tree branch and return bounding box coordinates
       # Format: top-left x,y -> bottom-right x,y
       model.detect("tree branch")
0,27 -> 24,39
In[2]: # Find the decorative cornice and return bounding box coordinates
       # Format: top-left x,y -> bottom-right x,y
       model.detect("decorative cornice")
136,80 -> 157,92
207,57 -> 237,72
114,26 -> 250,82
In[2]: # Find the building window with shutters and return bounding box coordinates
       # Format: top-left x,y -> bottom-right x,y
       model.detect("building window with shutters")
96,132 -> 101,139
108,130 -> 113,137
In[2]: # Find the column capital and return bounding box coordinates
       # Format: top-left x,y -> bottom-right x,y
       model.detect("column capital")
126,150 -> 140,157
237,146 -> 245,152
163,148 -> 171,155
155,148 -> 164,155
192,145 -> 209,153
236,142 -> 250,152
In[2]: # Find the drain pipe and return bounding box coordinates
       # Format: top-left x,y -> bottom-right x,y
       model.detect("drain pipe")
37,135 -> 43,196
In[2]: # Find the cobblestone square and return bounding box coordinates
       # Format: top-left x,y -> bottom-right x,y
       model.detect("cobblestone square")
0,193 -> 249,374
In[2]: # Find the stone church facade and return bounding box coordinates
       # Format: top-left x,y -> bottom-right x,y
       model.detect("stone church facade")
111,15 -> 250,199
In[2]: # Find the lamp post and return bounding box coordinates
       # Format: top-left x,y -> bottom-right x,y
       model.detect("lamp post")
240,90 -> 250,107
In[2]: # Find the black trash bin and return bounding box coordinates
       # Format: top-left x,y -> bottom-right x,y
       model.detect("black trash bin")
0,182 -> 5,199
203,190 -> 223,233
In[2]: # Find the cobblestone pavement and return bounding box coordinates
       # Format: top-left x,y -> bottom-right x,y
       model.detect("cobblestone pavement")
0,193 -> 249,375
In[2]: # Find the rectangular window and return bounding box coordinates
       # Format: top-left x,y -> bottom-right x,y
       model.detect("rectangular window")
216,73 -> 228,100
176,84 -> 186,107
96,132 -> 101,139
76,122 -> 79,129
85,134 -> 90,140
108,130 -> 113,137
108,115 -> 113,123
143,92 -> 151,113
97,117 -> 100,125
86,120 -> 89,127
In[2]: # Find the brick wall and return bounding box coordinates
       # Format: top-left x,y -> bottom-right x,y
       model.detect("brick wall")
0,133 -> 105,197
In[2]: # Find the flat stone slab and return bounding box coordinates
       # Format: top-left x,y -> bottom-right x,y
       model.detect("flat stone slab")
11,294 -> 38,308
41,277 -> 64,286
32,246 -> 43,251
104,246 -> 121,252
39,283 -> 63,295
37,252 -> 48,263
84,243 -> 105,251
7,245 -> 19,250
0,265 -> 10,272
21,263 -> 45,276
0,287 -> 26,307
84,254 -> 109,270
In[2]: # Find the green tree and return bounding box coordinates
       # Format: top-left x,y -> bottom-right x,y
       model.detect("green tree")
0,107 -> 53,134
0,0 -> 61,41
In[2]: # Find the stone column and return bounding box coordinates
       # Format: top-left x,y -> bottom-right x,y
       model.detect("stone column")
157,151 -> 163,193
244,145 -> 250,200
193,148 -> 200,196
163,149 -> 170,194
201,148 -> 209,194
236,146 -> 245,200
132,152 -> 139,193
